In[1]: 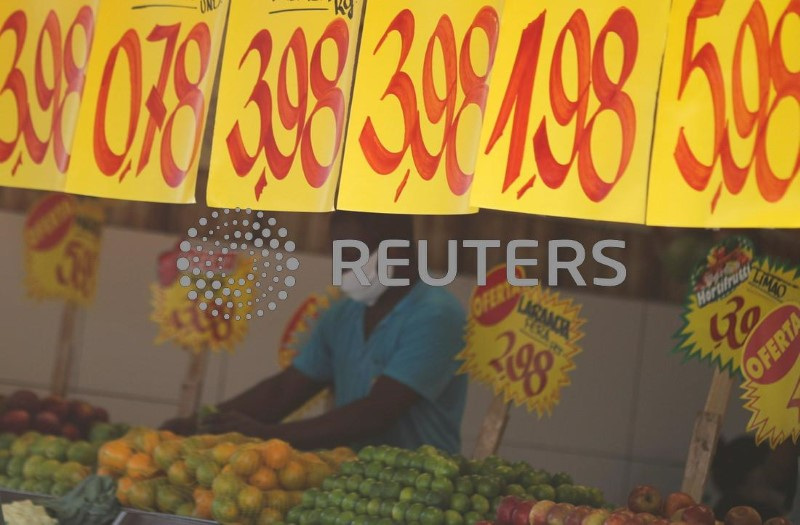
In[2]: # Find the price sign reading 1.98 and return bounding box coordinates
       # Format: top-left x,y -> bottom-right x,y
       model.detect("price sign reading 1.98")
207,0 -> 365,212
66,0 -> 228,203
471,1 -> 671,224
0,1 -> 98,192
648,0 -> 800,228
337,0 -> 503,214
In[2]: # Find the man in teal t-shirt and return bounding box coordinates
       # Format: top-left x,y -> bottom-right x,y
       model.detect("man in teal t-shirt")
166,211 -> 468,454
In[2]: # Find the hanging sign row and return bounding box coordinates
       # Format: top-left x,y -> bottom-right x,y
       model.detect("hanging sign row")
0,0 -> 797,227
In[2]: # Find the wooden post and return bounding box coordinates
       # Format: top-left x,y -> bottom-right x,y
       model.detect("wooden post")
473,394 -> 511,459
177,349 -> 210,417
681,368 -> 734,500
51,301 -> 80,398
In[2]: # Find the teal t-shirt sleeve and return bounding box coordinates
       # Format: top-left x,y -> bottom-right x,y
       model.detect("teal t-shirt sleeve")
382,300 -> 466,402
291,308 -> 334,383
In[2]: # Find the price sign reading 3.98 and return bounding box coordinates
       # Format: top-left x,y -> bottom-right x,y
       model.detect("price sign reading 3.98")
0,1 -> 98,192
337,0 -> 503,214
648,0 -> 800,227
207,0 -> 364,211
66,0 -> 228,203
471,1 -> 671,224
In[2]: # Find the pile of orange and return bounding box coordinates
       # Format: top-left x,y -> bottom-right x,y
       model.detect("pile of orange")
96,426 -> 356,524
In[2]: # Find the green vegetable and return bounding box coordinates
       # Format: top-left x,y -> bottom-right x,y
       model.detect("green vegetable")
42,474 -> 120,525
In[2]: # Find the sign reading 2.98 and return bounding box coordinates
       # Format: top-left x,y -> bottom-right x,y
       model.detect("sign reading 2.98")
337,0 -> 503,214
0,1 -> 98,192
66,0 -> 228,203
207,0 -> 364,212
648,0 -> 800,227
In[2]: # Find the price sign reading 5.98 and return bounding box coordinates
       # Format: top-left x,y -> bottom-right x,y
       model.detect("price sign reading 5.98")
0,1 -> 98,192
207,0 -> 364,212
647,0 -> 800,228
66,0 -> 228,204
337,0 -> 503,214
471,1 -> 670,224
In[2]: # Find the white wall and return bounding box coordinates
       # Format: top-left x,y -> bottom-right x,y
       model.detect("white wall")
0,210 -> 753,505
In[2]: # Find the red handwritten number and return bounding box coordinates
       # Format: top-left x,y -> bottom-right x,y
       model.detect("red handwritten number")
55,240 -> 96,299
93,23 -> 212,184
25,11 -> 62,164
226,20 -> 349,194
674,0 -> 800,209
359,8 -> 500,197
709,296 -> 761,350
788,376 -> 800,419
0,11 -> 29,163
489,330 -> 554,398
486,8 -> 638,202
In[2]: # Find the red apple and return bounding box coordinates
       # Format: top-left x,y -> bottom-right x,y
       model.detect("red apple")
639,514 -> 659,524
629,486 -> 663,515
33,411 -> 61,434
0,409 -> 31,433
531,501 -> 558,525
549,504 -> 577,525
60,423 -> 81,441
764,519 -> 790,525
606,513 -> 632,525
566,507 -> 593,525
6,390 -> 40,413
92,406 -> 109,423
513,503 -> 537,525
664,493 -> 695,519
682,505 -> 715,525
583,510 -> 611,525
40,396 -> 69,420
497,496 -> 522,525
68,400 -> 96,425
724,507 -> 762,525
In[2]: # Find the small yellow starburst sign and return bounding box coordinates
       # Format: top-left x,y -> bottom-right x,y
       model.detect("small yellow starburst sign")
458,264 -> 585,417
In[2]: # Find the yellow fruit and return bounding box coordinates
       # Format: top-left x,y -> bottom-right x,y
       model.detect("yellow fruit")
249,467 -> 278,491
116,476 -> 134,506
176,502 -> 195,516
260,439 -> 291,470
167,460 -> 195,486
229,448 -> 261,477
128,481 -> 156,510
98,440 -> 133,473
212,497 -> 240,523
212,442 -> 238,466
263,490 -> 291,513
127,453 -> 158,480
237,485 -> 264,516
156,484 -> 188,514
288,491 -> 304,506
134,430 -> 161,455
159,430 -> 180,441
193,488 -> 214,519
153,440 -> 182,470
212,473 -> 244,499
196,460 -> 221,488
257,507 -> 283,525
278,460 -> 306,491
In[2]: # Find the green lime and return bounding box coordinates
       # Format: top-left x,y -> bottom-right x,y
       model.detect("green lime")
381,480 -> 402,500
476,477 -> 501,499
556,484 -> 576,503
328,488 -> 346,507
379,500 -> 394,518
399,486 -> 415,502
420,506 -> 445,525
416,472 -> 433,490
470,494 -> 490,515
364,461 -> 383,479
531,483 -> 557,501
342,492 -> 359,511
366,498 -> 381,516
449,493 -> 470,513
6,455 -> 25,477
395,451 -> 412,468
551,472 -> 573,486
444,509 -> 465,525
431,476 -> 454,495
505,483 -> 526,497
347,474 -> 364,492
392,501 -> 410,521
355,498 -> 369,515
454,476 -> 473,494
335,511 -> 355,525
321,508 -> 340,525
409,453 -> 425,470
22,455 -> 45,479
406,502 -> 426,522
302,489 -> 319,507
358,446 -> 376,462
424,491 -> 448,509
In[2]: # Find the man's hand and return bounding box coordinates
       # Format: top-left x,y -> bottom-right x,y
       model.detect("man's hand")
203,411 -> 269,438
160,416 -> 197,436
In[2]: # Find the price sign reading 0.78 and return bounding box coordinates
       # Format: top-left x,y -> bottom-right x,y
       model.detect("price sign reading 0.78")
647,0 -> 800,227
337,1 -> 502,214
471,2 -> 671,223
0,2 -> 97,190
67,2 -> 227,203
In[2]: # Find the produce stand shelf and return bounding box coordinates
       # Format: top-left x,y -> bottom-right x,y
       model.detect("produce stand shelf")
112,509 -> 217,525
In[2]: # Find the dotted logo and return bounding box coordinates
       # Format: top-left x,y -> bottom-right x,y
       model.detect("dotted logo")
176,209 -> 299,319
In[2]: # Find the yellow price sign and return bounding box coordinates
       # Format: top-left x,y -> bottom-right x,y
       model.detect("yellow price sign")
471,0 -> 670,224
676,237 -> 800,373
458,265 -> 585,417
24,193 -> 103,306
207,0 -> 364,212
66,0 -> 228,203
647,0 -> 800,227
0,0 -> 99,191
741,301 -> 800,448
337,0 -> 504,214
151,245 -> 252,353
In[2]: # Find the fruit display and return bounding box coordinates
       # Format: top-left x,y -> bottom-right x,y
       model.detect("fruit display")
42,474 -> 122,525
284,444 -> 608,525
0,431 -> 96,496
0,499 -> 58,525
487,485 -> 795,525
97,426 -> 356,523
0,390 -> 117,441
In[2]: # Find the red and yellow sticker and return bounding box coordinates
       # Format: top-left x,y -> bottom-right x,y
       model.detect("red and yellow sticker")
458,264 -> 585,417
23,193 -> 103,306
741,301 -> 800,447
151,245 -> 252,353
675,238 -> 800,373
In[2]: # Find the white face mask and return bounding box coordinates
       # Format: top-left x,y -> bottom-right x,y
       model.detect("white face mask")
339,251 -> 393,306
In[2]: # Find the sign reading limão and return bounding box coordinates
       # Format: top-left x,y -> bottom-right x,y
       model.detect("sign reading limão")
458,264 -> 585,417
